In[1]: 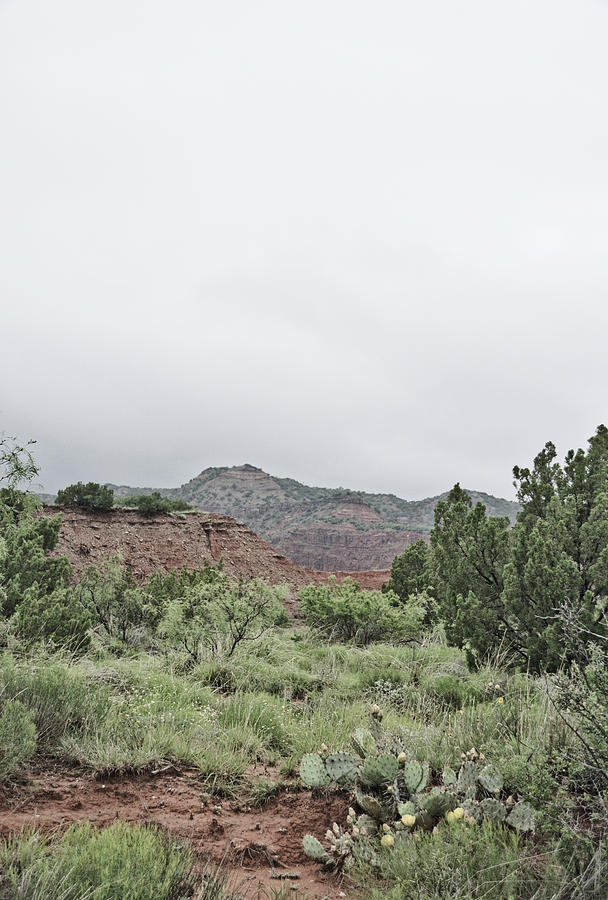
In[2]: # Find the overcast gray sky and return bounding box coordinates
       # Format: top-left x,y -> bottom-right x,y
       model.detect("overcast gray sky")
2,0 -> 607,500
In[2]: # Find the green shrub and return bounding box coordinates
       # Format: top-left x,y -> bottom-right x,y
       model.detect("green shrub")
430,426 -> 608,671
299,578 -> 428,646
0,699 -> 37,780
114,494 -> 194,515
160,577 -> 288,662
134,493 -> 172,516
76,557 -> 150,641
0,494 -> 71,617
13,586 -> 92,653
56,482 -> 114,511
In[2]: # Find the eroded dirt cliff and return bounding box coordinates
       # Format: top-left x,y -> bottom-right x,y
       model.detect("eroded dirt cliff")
44,507 -> 389,592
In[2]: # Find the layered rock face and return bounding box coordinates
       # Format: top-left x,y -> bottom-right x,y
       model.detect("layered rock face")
276,524 -> 426,571
43,506 -> 390,593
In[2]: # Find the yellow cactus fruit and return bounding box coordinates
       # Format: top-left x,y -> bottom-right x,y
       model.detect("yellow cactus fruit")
445,811 -> 456,825
397,752 -> 407,764
380,833 -> 395,848
401,814 -> 416,827
453,807 -> 464,820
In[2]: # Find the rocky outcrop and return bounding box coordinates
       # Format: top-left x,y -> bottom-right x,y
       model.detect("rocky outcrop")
273,524 -> 426,571
43,507 -> 391,596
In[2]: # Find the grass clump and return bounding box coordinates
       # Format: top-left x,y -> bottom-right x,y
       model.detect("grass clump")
356,822 -> 561,899
0,699 -> 37,780
0,823 -> 196,900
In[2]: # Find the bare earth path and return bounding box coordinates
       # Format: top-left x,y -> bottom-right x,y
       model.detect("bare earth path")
0,764 -> 353,899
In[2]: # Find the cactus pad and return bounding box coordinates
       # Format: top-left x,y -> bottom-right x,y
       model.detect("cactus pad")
302,834 -> 330,862
457,761 -> 478,796
506,801 -> 536,832
355,814 -> 379,834
442,766 -> 457,786
351,728 -> 377,758
478,764 -> 503,794
354,785 -> 388,822
300,753 -> 329,788
397,800 -> 415,817
420,761 -> 430,792
461,798 -> 483,823
480,798 -> 507,822
402,760 -> 424,795
325,752 -> 358,786
418,792 -> 453,820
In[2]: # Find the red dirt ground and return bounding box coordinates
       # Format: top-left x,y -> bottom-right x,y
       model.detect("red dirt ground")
0,764 -> 354,899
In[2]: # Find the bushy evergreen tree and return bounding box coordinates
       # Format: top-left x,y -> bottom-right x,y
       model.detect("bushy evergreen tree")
429,426 -> 608,671
56,482 -> 114,511
0,437 -> 72,619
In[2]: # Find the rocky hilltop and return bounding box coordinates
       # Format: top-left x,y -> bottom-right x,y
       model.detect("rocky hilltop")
107,466 -> 520,571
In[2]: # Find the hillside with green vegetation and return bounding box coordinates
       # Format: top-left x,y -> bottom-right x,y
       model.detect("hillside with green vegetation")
1,428 -> 607,898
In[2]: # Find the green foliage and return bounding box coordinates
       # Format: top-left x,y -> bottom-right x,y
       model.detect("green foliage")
553,634 -> 608,817
0,822 -> 196,900
429,426 -> 608,671
430,484 -> 510,666
76,557 -> 151,641
384,540 -> 433,603
13,585 -> 92,652
115,492 -> 194,515
160,575 -> 288,662
299,578 -> 428,646
0,698 -> 37,780
0,501 -> 71,617
0,439 -> 72,621
56,481 -> 114,511
144,562 -> 224,611
0,654 -> 110,748
502,425 -> 608,670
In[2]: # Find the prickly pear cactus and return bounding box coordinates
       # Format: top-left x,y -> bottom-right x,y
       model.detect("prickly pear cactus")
301,716 -> 539,876
442,766 -> 457,786
302,834 -> 331,863
420,761 -> 430,792
369,711 -> 385,744
300,753 -> 330,788
480,798 -> 507,822
506,801 -> 536,832
460,798 -> 483,823
325,752 -> 358,786
402,760 -> 425,795
418,791 -> 457,819
360,754 -> 399,788
478,764 -> 503,794
354,785 -> 389,822
397,800 -> 416,817
457,761 -> 478,797
355,813 -> 379,835
351,728 -> 376,758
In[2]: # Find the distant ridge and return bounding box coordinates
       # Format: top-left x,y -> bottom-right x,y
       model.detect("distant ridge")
104,466 -> 520,571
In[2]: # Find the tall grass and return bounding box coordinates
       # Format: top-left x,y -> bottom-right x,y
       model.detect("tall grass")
0,824 -> 196,900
